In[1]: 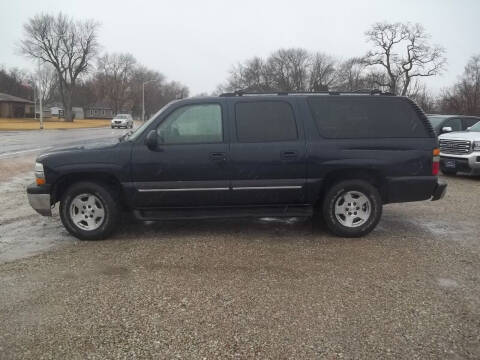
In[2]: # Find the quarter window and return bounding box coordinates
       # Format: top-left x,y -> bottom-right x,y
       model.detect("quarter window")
157,104 -> 223,144
308,97 -> 429,138
235,101 -> 298,142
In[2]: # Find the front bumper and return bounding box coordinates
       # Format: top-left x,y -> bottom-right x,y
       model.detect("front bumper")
27,183 -> 52,216
440,151 -> 480,174
431,179 -> 447,201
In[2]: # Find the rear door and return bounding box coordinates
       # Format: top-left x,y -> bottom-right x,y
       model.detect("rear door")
228,98 -> 307,205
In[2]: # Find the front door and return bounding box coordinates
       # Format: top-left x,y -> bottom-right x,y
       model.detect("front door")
131,102 -> 230,207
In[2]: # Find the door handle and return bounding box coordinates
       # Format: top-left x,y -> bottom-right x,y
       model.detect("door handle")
281,150 -> 298,159
209,152 -> 226,162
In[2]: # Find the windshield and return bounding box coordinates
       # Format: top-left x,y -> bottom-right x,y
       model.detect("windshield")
128,101 -> 177,141
468,121 -> 480,132
114,115 -> 127,119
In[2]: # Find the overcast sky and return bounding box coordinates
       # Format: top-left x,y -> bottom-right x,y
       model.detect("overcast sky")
1,0 -> 479,95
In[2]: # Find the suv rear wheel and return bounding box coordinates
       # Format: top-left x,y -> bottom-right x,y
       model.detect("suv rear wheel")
322,180 -> 382,237
60,181 -> 119,240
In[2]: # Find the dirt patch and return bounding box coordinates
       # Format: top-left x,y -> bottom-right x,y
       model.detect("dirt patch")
0,154 -> 36,182
0,118 -> 111,131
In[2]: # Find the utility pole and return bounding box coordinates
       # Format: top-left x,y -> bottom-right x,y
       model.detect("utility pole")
32,81 -> 36,119
142,79 -> 156,122
38,62 -> 44,129
39,89 -> 43,129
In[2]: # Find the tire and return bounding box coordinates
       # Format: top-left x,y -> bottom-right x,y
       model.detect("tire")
322,179 -> 382,237
59,181 -> 119,240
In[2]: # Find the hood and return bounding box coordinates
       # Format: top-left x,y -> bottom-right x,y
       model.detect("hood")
439,131 -> 480,141
37,137 -> 120,161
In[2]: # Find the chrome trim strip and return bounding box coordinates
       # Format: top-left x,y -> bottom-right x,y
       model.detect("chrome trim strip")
232,186 -> 302,190
138,187 -> 229,192
138,185 -> 303,192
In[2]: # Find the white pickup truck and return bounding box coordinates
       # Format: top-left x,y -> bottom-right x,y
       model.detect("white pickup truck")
438,121 -> 480,175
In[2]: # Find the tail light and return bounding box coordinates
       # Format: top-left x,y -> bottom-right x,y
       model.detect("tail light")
432,148 -> 440,175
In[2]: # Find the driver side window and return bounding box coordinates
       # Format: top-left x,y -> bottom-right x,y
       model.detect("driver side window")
157,104 -> 223,144
443,118 -> 462,132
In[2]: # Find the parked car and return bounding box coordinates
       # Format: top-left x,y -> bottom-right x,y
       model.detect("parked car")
111,114 -> 133,129
427,114 -> 480,135
27,91 -> 447,240
438,120 -> 480,175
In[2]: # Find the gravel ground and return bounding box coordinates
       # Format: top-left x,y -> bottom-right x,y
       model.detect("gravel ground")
0,163 -> 479,359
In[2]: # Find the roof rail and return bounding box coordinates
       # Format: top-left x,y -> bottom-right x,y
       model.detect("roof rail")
219,89 -> 395,97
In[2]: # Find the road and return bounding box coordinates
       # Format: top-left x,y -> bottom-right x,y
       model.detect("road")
0,128 -> 479,358
0,127 -> 131,159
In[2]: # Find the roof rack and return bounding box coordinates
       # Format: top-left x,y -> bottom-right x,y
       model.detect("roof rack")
219,89 -> 395,97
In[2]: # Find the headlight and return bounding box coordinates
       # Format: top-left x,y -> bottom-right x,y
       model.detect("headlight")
473,141 -> 480,151
35,162 -> 46,185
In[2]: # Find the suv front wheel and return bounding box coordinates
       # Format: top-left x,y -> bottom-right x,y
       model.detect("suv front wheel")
60,181 -> 119,240
322,180 -> 382,237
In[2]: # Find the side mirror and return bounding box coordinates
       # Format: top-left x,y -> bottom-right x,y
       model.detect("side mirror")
442,126 -> 453,133
145,130 -> 158,150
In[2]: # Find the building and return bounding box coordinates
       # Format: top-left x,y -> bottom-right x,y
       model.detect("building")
85,104 -> 114,119
49,104 -> 64,118
0,92 -> 34,118
48,104 -> 84,119
35,108 -> 52,119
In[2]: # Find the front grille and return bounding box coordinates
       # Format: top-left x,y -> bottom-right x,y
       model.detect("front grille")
439,139 -> 472,154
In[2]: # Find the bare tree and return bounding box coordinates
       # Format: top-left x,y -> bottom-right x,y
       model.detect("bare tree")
21,13 -> 100,121
125,66 -> 188,119
365,22 -> 446,95
34,63 -> 58,105
407,81 -> 437,113
439,55 -> 480,115
220,57 -> 272,92
266,48 -> 310,91
220,48 -> 340,93
95,53 -> 137,113
0,66 -> 34,100
308,53 -> 338,91
333,57 -> 378,91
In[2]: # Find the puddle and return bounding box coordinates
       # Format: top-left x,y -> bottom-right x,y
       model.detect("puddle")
0,173 -> 73,264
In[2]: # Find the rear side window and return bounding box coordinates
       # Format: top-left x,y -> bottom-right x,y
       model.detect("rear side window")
307,97 -> 429,138
235,101 -> 298,142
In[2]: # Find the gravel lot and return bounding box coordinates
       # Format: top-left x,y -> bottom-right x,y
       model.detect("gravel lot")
0,157 -> 479,359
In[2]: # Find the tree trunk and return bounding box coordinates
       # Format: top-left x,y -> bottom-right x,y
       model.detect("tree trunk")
63,89 -> 74,122
401,76 -> 410,96
389,77 -> 397,95
57,78 -> 74,122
